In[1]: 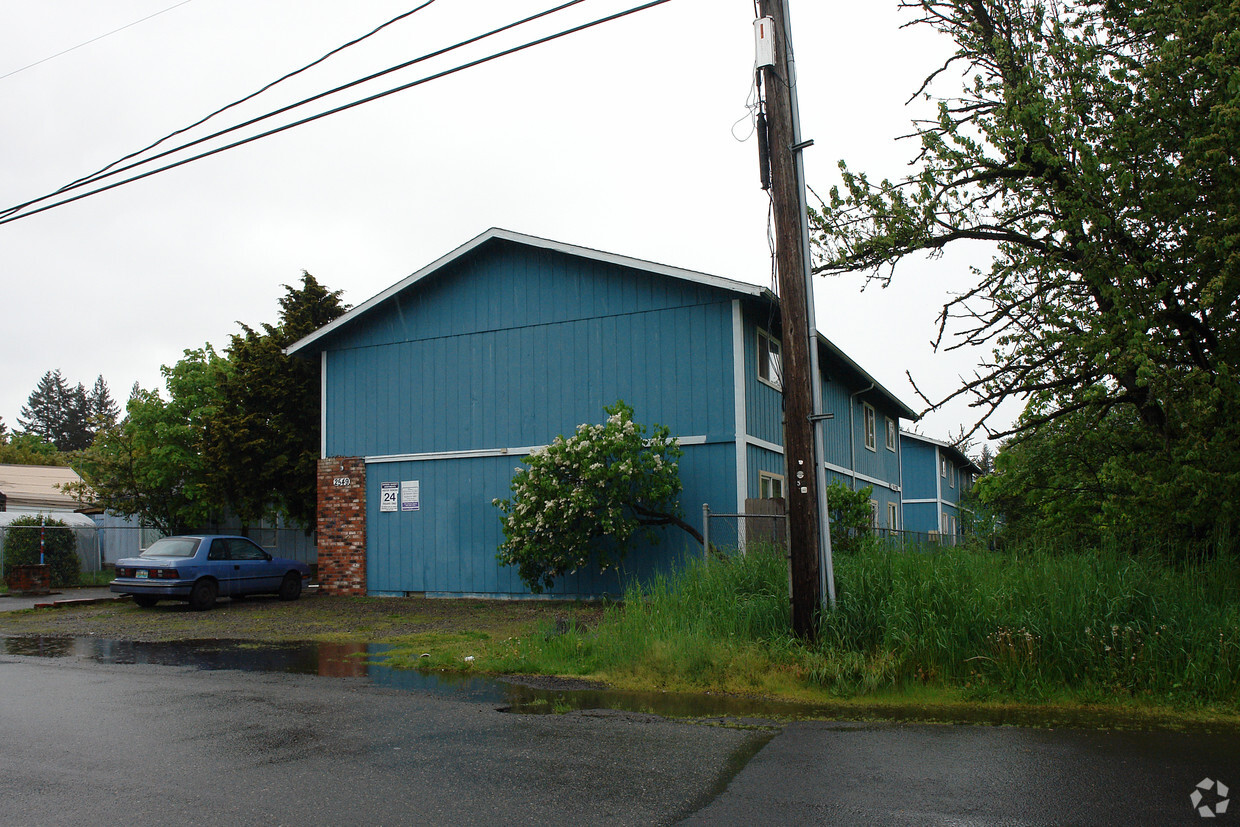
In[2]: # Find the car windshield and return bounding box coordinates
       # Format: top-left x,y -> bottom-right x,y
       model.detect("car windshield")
139,537 -> 201,559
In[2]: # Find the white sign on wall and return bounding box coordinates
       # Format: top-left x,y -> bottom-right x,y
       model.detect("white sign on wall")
379,482 -> 399,513
401,480 -> 420,512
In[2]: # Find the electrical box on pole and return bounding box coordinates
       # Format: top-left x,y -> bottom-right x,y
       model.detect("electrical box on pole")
754,17 -> 776,68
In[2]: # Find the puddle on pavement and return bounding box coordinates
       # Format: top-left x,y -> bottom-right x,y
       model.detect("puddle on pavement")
2,635 -> 1234,733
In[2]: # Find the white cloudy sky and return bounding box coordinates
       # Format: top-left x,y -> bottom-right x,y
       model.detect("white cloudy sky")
0,0 -> 1019,446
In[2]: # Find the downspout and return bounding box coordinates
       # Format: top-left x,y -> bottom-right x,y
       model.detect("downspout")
847,384 -> 874,490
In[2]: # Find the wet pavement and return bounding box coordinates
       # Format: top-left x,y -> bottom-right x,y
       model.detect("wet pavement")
0,586 -> 123,612
2,640 -> 1236,825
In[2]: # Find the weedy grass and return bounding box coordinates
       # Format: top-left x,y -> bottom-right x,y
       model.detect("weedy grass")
474,542 -> 1240,712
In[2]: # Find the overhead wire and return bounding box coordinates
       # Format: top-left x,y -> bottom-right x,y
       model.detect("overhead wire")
60,0 -> 442,192
1,0 -> 678,227
2,0 -> 593,221
0,0 -> 196,82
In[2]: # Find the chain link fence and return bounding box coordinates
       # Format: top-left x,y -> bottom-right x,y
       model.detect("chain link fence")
0,523 -> 317,577
701,501 -> 788,558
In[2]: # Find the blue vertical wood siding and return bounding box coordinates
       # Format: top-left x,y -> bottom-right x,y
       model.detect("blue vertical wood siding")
323,241 -> 736,459
365,442 -> 734,597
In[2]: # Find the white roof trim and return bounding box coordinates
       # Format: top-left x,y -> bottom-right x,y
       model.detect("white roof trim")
900,430 -> 981,473
286,227 -> 770,356
815,331 -> 918,421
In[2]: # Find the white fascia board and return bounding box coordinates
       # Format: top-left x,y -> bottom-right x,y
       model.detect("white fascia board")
823,461 -> 900,492
286,227 -> 771,356
733,299 -> 748,512
746,435 -> 784,455
815,331 -> 918,421
899,429 -> 981,474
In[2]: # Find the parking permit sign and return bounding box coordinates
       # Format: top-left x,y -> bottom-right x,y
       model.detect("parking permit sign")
380,483 -> 399,513
401,480 -> 420,512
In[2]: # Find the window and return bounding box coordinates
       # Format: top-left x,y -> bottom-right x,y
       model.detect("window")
759,471 -> 785,500
941,457 -> 948,478
942,512 -> 950,533
757,328 -> 782,390
885,417 -> 897,452
950,465 -> 956,489
887,502 -> 898,530
869,499 -> 880,529
863,403 -> 877,452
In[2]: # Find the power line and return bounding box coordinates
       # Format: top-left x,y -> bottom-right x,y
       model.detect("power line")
61,0 -> 441,193
1,0 -> 595,221
0,0 -> 196,82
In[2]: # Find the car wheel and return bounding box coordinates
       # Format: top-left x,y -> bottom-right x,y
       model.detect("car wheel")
189,579 -> 218,611
278,572 -> 302,601
132,595 -> 159,608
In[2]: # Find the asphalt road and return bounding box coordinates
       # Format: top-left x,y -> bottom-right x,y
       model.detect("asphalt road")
0,654 -> 1235,826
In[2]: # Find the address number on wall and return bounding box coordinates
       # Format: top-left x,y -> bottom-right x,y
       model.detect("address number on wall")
332,476 -> 352,487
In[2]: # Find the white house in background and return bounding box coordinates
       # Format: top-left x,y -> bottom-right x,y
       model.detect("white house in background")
0,463 -> 83,512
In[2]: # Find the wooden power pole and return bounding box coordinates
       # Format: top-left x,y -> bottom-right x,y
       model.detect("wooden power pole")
757,0 -> 824,638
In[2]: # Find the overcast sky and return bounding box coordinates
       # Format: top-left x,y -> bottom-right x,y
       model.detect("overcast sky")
0,0 -> 1019,447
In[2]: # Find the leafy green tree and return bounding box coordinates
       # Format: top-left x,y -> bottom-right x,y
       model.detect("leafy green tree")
69,349 -> 228,535
494,401 -> 697,593
2,514 -> 80,586
69,273 -> 345,534
0,433 -> 65,466
811,0 -> 1240,547
207,273 -> 347,529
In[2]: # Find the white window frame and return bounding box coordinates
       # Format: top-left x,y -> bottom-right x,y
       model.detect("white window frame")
942,512 -> 950,533
759,471 -> 785,500
950,464 -> 956,489
869,499 -> 880,528
941,457 -> 948,478
887,501 -> 898,530
756,328 -> 782,390
885,417 -> 897,452
863,402 -> 877,452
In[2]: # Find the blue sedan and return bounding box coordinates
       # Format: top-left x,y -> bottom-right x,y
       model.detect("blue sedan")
110,535 -> 313,610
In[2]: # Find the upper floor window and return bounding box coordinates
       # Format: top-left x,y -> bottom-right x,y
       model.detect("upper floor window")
950,465 -> 956,489
941,457 -> 948,478
757,328 -> 782,390
885,417 -> 897,452
863,403 -> 877,452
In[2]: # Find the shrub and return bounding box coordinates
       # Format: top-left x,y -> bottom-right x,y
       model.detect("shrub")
826,481 -> 873,554
3,515 -> 81,586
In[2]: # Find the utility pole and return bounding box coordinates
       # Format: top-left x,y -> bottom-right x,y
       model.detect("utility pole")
756,0 -> 825,638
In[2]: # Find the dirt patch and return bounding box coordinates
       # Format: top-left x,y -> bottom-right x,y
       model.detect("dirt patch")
0,591 -> 609,644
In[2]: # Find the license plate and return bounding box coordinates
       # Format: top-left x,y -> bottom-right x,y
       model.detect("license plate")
136,570 -> 148,579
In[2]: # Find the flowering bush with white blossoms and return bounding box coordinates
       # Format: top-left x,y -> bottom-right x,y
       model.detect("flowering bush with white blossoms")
494,401 -> 701,593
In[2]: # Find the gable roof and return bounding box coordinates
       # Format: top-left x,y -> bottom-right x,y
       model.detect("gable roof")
0,463 -> 84,512
900,431 -> 981,474
284,226 -> 917,421
286,227 -> 775,357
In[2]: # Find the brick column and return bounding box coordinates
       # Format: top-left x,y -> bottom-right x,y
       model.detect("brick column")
317,457 -> 367,596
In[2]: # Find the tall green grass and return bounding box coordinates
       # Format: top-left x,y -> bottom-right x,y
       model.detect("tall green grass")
818,543 -> 1240,706
495,542 -> 1239,709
